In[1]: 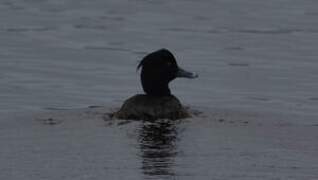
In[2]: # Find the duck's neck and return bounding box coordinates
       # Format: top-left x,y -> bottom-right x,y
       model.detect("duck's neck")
143,83 -> 171,96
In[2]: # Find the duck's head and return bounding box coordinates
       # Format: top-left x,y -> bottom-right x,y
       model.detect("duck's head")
137,49 -> 198,96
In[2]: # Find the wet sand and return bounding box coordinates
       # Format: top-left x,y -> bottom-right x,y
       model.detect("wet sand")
1,0 -> 318,179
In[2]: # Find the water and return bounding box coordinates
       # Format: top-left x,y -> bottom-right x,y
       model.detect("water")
1,0 -> 318,179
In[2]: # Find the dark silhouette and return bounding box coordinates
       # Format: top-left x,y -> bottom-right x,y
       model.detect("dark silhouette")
137,49 -> 198,96
113,49 -> 198,120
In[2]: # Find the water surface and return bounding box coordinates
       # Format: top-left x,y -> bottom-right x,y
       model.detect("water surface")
1,0 -> 318,179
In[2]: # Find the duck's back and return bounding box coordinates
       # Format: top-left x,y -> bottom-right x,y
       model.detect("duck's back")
113,94 -> 190,120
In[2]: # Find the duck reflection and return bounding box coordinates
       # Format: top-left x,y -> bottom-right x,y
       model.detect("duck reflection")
138,120 -> 179,178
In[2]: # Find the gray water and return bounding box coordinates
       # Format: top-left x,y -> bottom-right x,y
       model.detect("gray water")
1,0 -> 318,179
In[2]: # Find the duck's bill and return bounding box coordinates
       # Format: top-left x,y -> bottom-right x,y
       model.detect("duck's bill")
176,68 -> 198,79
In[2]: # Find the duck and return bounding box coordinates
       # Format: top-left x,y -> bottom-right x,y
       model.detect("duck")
113,49 -> 198,120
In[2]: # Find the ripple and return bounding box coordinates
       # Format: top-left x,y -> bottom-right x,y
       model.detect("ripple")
83,46 -> 130,52
206,28 -> 228,34
99,16 -> 125,22
193,15 -> 210,21
236,28 -> 318,34
224,46 -> 245,51
3,26 -> 53,33
237,29 -> 299,35
43,107 -> 74,111
308,97 -> 318,101
36,117 -> 63,125
132,51 -> 148,56
305,11 -> 318,16
247,97 -> 270,101
228,63 -> 250,67
5,28 -> 29,33
1,1 -> 24,10
73,24 -> 108,30
161,27 -> 199,33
